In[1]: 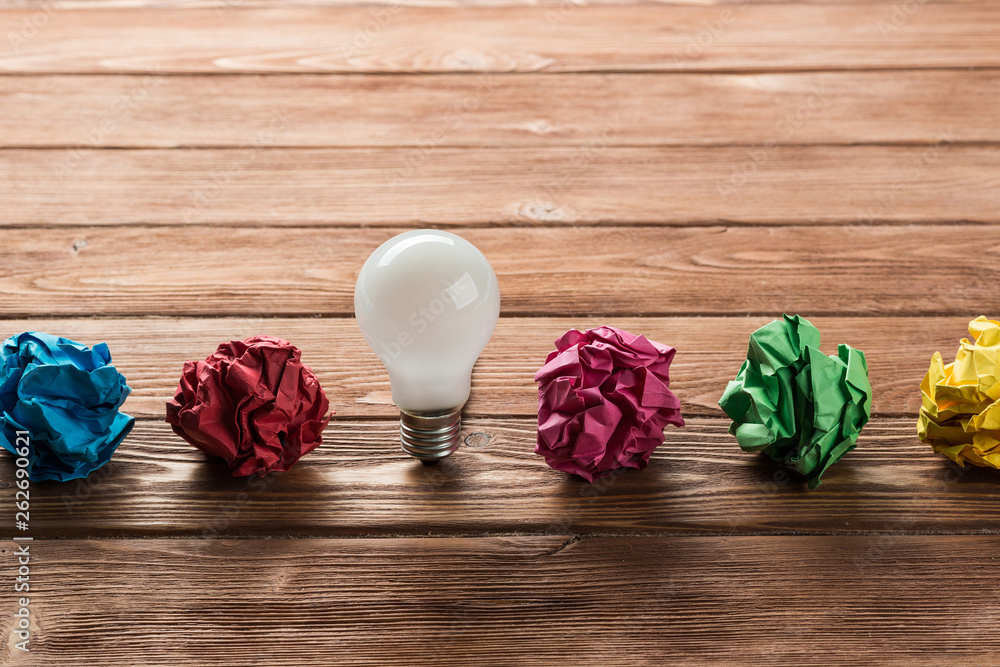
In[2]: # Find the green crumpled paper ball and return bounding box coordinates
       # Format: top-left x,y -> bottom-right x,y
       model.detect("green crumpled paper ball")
718,314 -> 872,489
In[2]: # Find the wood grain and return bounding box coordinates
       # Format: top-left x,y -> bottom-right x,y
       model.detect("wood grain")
0,226 -> 995,318
0,316 -> 967,419
5,418 -> 992,538
2,71 -> 997,148
2,5 -> 999,74
2,146 -> 994,226
0,0 -> 994,663
3,535 -> 1000,665
1,0 -> 983,8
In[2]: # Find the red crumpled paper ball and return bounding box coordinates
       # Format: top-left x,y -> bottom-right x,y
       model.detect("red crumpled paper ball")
535,326 -> 684,482
166,336 -> 331,477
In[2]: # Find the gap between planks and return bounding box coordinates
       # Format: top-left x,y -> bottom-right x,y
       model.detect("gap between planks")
2,536 -> 1000,665
3,417 -> 991,540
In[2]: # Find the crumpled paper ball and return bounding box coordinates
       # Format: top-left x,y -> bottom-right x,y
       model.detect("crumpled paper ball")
534,326 -> 684,482
166,335 -> 331,477
0,332 -> 135,482
719,314 -> 872,489
918,316 -> 1000,468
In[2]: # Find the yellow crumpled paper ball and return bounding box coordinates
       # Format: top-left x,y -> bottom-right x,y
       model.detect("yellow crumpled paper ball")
918,316 -> 1000,468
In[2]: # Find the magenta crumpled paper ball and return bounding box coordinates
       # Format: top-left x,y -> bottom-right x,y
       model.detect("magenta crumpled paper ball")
535,326 -> 684,482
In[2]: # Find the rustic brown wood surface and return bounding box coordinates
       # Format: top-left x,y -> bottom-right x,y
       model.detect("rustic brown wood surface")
0,227 -> 995,316
1,1 -> 998,664
1,418 -> 993,538
1,5 -> 999,73
3,146 -> 996,225
2,72 -> 997,148
2,535 -> 999,665
0,316 -> 971,418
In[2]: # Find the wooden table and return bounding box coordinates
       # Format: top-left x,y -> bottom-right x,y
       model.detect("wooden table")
2,1 -> 999,664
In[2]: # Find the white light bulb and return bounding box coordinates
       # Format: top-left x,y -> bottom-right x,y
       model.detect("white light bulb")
354,230 -> 500,462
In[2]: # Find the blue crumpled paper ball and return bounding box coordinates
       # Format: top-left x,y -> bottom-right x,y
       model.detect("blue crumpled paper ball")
0,332 -> 135,481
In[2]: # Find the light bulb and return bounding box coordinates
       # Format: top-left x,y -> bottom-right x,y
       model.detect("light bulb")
354,230 -> 500,463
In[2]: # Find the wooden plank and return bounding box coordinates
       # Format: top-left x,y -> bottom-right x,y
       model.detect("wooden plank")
2,71 -> 997,148
0,316 -> 966,419
2,0 -> 982,8
0,226 -> 996,319
4,418 -> 989,538
1,5 -> 999,74
1,146 -> 994,226
2,535 -> 999,664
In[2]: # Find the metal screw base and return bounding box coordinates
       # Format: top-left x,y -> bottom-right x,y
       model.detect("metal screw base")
399,406 -> 463,463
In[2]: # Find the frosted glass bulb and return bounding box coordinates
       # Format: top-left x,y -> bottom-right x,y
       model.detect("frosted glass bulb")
354,230 -> 500,462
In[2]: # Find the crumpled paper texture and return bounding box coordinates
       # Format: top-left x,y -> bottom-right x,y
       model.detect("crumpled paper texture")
0,332 -> 134,482
719,314 -> 872,489
166,335 -> 331,477
918,316 -> 1000,468
535,326 -> 684,482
